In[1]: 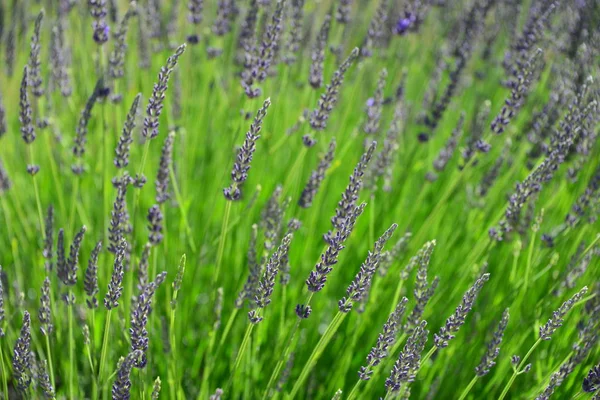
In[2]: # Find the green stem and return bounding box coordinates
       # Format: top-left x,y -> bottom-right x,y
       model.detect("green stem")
98,309 -> 113,395
28,146 -> 45,234
457,376 -> 478,400
169,164 -> 196,252
213,200 -> 232,286
497,338 -> 542,400
44,334 -> 55,390
68,300 -> 75,399
0,343 -> 9,399
225,323 -> 255,394
289,311 -> 348,399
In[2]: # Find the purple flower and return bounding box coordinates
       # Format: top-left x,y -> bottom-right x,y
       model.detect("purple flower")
394,13 -> 416,35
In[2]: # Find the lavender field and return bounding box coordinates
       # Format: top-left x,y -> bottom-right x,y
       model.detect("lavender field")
0,0 -> 599,399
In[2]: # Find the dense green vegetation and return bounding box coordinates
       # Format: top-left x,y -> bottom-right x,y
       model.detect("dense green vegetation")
0,0 -> 599,399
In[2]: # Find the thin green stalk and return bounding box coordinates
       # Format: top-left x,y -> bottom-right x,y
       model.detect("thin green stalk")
168,164 -> 196,252
28,145 -> 45,234
0,343 -> 8,399
497,338 -> 542,400
85,338 -> 98,400
213,200 -> 232,286
458,375 -> 478,400
44,334 -> 55,390
68,299 -> 75,399
289,311 -> 348,399
69,177 -> 80,235
262,292 -> 317,399
98,309 -> 113,392
225,323 -> 255,394
523,229 -> 537,293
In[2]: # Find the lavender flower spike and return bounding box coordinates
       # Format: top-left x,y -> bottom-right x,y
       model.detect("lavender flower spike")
299,137 -> 336,208
309,14 -> 332,89
434,273 -> 490,348
363,69 -> 388,138
385,320 -> 429,392
359,297 -> 409,380
306,203 -> 367,293
39,277 -> 53,336
339,223 -> 398,312
12,311 -> 32,392
104,239 -> 128,310
224,98 -> 271,200
19,66 -> 36,144
28,11 -> 45,97
142,44 -> 187,140
115,94 -> 142,168
539,286 -> 588,340
131,271 -> 167,368
148,205 -> 164,246
310,47 -> 359,131
90,0 -> 110,44
156,131 -> 175,204
112,350 -> 143,400
84,241 -> 103,309
475,308 -> 510,376
248,234 -> 293,323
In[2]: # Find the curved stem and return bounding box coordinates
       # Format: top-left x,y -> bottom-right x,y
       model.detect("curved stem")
225,323 -> 255,394
214,200 -> 233,287
457,376 -> 478,400
98,309 -> 113,393
289,311 -> 348,399
497,338 -> 542,400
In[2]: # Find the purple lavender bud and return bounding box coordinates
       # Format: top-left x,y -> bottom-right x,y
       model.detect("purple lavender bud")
28,11 -> 44,97
12,312 -> 32,392
361,0 -> 387,57
72,79 -> 103,172
235,225 -> 260,308
19,66 -> 36,144
240,0 -> 285,97
309,14 -> 332,89
237,0 -> 258,52
492,49 -> 544,135
295,304 -> 311,319
385,320 -> 428,392
310,47 -> 359,131
434,273 -> 490,348
302,134 -> 317,147
336,0 -> 352,23
248,234 -> 293,323
50,24 -> 72,97
109,5 -> 137,82
147,205 -> 164,246
329,141 -> 376,236
224,98 -> 271,200
104,239 -> 128,310
42,206 -> 54,271
90,0 -> 110,44
306,203 -> 366,293
539,286 -> 588,340
84,241 -> 103,309
109,181 -> 129,253
363,69 -> 387,137
115,94 -> 142,168
61,225 -> 86,287
57,229 -> 66,282
475,308 -> 510,376
359,297 -> 408,380
426,113 -> 465,181
188,0 -> 203,24
299,137 -> 336,208
112,350 -> 143,400
156,131 -> 175,204
340,223 -> 398,312
583,365 -> 600,393
38,277 -> 53,336
404,241 -> 437,332
283,0 -> 305,64
0,158 -> 11,195
394,14 -> 415,35
143,44 -> 187,140
213,0 -> 236,36
131,271 -> 167,368
38,359 -> 55,398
